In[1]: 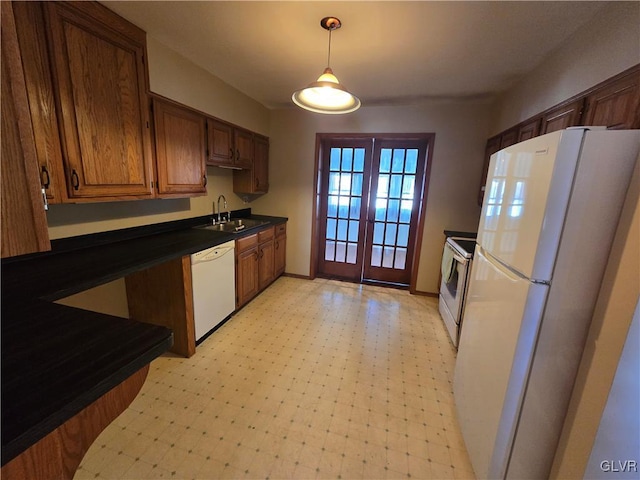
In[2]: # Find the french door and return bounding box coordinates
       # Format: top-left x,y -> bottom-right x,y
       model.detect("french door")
317,135 -> 430,286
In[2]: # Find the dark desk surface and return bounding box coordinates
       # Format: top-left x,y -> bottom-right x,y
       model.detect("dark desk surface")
1,211 -> 286,465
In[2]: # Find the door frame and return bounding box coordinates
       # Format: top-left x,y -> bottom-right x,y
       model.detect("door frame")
310,132 -> 435,293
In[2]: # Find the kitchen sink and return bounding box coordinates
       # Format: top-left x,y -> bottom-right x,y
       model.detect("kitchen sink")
194,218 -> 269,234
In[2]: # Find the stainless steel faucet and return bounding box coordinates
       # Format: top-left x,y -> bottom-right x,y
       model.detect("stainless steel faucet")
217,194 -> 229,223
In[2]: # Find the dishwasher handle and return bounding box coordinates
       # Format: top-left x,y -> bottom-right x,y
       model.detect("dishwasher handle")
191,243 -> 235,265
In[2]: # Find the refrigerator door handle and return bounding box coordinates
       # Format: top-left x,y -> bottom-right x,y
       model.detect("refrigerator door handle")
481,247 -> 528,282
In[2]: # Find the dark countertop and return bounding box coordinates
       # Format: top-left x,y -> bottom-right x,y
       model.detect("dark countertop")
1,210 -> 287,465
443,229 -> 477,239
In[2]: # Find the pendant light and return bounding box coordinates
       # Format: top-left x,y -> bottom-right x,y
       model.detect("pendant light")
292,17 -> 361,114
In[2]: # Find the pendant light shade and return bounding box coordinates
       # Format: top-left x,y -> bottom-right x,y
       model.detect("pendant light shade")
292,17 -> 361,114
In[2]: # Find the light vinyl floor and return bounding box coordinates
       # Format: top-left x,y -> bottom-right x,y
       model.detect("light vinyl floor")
75,277 -> 475,479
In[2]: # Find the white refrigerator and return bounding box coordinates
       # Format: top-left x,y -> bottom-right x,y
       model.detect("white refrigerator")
453,128 -> 640,479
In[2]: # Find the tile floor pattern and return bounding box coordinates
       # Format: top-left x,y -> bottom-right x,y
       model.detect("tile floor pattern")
75,277 -> 475,479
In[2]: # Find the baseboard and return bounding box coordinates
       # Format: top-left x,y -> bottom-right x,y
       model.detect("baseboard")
412,290 -> 439,298
282,273 -> 313,280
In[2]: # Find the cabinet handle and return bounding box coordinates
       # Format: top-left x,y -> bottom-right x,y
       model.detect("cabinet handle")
259,249 -> 264,259
254,251 -> 259,261
41,166 -> 50,189
71,169 -> 80,190
275,240 -> 279,249
236,149 -> 239,162
229,148 -> 234,159
203,175 -> 207,187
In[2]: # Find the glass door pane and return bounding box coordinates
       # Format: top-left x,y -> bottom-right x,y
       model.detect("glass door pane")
318,140 -> 372,280
364,139 -> 428,285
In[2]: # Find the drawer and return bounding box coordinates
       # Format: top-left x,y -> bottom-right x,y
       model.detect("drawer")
258,226 -> 275,243
275,223 -> 286,236
236,233 -> 258,252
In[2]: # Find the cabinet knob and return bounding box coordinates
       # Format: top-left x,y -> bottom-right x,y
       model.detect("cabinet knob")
41,166 -> 50,189
71,169 -> 80,190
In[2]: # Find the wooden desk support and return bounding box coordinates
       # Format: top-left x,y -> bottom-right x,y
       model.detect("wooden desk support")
1,365 -> 149,480
126,256 -> 196,358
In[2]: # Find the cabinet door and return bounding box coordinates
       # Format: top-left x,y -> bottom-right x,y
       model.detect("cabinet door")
12,1 -> 65,203
582,69 -> 640,129
499,128 -> 518,149
236,247 -> 259,308
540,99 -> 584,134
233,134 -> 270,194
45,2 -> 154,199
478,135 -> 501,206
253,135 -> 269,194
234,128 -> 254,169
274,232 -> 286,277
517,118 -> 541,142
258,239 -> 275,290
1,1 -> 50,258
206,119 -> 234,167
153,99 -> 207,196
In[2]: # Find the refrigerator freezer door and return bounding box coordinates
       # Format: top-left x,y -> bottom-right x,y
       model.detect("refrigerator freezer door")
454,247 -> 548,479
477,129 -> 584,281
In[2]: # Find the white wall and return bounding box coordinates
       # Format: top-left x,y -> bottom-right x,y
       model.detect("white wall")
491,1 -> 640,134
250,102 -> 490,293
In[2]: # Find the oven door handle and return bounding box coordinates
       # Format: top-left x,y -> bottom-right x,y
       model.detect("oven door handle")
445,242 -> 468,265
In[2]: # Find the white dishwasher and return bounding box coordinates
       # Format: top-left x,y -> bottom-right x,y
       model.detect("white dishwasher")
191,240 -> 236,343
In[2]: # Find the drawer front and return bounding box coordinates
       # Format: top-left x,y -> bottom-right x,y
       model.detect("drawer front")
275,223 -> 286,236
236,233 -> 258,252
258,226 -> 275,243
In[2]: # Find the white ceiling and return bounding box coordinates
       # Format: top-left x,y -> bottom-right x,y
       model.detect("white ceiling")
102,1 -> 608,110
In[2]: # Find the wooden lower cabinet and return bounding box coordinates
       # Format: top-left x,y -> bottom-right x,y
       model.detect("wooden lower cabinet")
236,234 -> 260,308
274,223 -> 287,277
235,223 -> 286,308
257,227 -> 275,291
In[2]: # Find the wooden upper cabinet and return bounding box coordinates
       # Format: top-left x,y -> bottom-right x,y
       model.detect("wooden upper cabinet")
253,135 -> 269,193
234,128 -> 254,169
12,1 -> 65,204
582,69 -> 640,129
540,99 -> 584,134
517,117 -> 541,142
206,119 -> 235,167
478,135 -> 501,206
1,1 -> 51,258
233,134 -> 269,195
152,98 -> 207,196
44,1 -> 154,199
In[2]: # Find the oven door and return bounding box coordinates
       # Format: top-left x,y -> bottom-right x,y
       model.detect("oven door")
439,243 -> 468,346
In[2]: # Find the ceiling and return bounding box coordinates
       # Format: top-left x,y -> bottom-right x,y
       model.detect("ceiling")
102,1 -> 608,110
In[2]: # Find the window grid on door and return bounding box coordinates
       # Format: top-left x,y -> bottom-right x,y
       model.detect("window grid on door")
324,147 -> 365,264
370,148 -> 417,270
